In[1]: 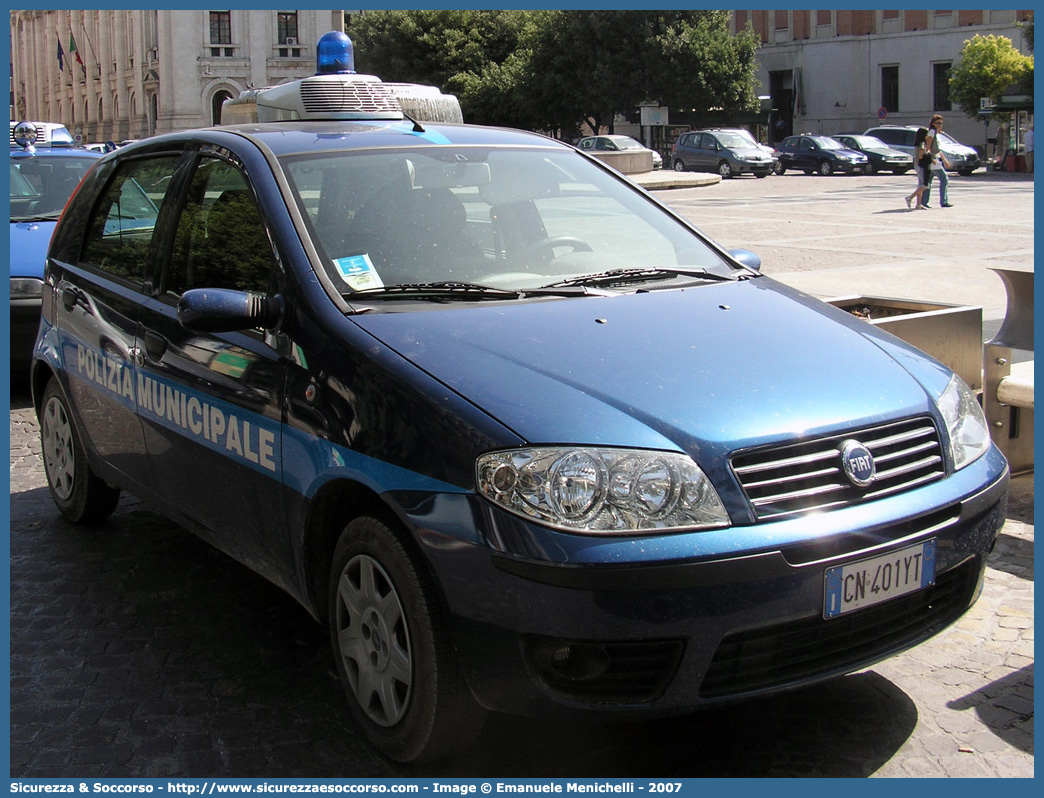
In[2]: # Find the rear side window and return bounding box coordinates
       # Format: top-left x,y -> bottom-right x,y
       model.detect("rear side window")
80,155 -> 180,284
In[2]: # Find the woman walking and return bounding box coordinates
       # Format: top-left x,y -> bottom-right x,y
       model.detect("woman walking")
923,114 -> 953,207
905,126 -> 931,210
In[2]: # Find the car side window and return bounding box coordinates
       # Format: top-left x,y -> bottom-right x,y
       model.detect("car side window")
580,139 -> 593,150
166,157 -> 276,297
80,155 -> 180,284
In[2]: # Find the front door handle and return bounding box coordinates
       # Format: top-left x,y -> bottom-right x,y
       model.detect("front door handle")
143,330 -> 168,361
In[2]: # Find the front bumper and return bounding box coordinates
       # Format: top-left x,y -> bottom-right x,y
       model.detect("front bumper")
412,446 -> 1009,718
10,297 -> 42,373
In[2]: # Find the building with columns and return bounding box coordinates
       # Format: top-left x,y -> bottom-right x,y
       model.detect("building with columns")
10,9 -> 349,144
733,9 -> 1034,150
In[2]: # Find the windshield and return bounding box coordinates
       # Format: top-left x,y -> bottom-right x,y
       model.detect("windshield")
282,146 -> 735,297
846,135 -> 887,150
609,137 -> 644,151
10,154 -> 97,221
717,132 -> 758,149
812,137 -> 844,150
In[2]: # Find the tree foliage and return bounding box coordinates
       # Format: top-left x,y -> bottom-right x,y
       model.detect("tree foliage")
348,10 -> 761,136
949,34 -> 1034,117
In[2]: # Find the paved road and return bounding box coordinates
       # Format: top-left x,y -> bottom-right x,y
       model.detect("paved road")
9,173 -> 1034,778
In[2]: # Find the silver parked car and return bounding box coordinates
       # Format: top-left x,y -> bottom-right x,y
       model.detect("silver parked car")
577,134 -> 663,169
672,128 -> 776,178
864,125 -> 981,175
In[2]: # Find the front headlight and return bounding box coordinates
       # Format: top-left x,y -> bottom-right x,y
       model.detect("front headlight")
11,278 -> 44,300
938,375 -> 991,470
476,447 -> 728,534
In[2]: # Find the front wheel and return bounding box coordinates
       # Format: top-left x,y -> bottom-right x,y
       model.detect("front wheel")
773,162 -> 786,175
717,160 -> 733,179
673,159 -> 686,172
40,379 -> 120,524
818,160 -> 834,176
328,516 -> 485,762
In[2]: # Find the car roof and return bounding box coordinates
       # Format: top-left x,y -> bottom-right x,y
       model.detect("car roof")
129,120 -> 567,159
10,121 -> 76,148
9,146 -> 101,160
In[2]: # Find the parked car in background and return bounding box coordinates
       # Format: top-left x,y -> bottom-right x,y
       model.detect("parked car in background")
775,134 -> 870,175
9,121 -> 101,374
864,125 -> 981,175
30,32 -> 1010,765
672,128 -> 775,178
577,134 -> 662,169
834,134 -> 913,174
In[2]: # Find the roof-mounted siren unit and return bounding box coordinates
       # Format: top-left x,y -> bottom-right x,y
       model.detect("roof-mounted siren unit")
220,31 -> 462,125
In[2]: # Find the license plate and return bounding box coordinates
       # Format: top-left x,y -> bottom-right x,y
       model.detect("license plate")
823,540 -> 936,619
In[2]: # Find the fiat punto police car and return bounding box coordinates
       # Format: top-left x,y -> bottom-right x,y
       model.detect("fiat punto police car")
32,33 -> 1009,763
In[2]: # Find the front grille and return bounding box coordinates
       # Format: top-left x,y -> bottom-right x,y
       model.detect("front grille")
526,637 -> 684,704
732,417 -> 945,520
699,558 -> 977,698
298,80 -> 401,116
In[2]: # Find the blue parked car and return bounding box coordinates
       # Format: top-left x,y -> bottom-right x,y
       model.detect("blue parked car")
10,122 -> 101,374
776,134 -> 870,175
32,32 -> 1009,763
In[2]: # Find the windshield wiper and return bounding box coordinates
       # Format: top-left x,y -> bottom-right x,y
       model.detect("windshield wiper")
540,267 -> 736,289
11,212 -> 63,223
348,281 -> 523,301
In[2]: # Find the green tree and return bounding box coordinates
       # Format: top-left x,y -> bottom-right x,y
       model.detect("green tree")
347,10 -> 761,137
949,34 -> 1034,117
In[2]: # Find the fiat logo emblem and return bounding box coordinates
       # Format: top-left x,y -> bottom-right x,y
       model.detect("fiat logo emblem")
839,440 -> 876,488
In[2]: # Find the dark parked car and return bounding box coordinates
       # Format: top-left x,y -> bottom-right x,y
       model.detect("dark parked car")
834,134 -> 914,174
775,134 -> 870,175
672,128 -> 775,178
10,122 -> 101,374
31,32 -> 1008,764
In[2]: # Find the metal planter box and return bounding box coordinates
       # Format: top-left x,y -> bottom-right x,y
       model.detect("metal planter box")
827,295 -> 983,391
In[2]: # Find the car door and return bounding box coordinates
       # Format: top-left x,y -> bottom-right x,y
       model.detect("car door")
692,134 -> 714,171
51,153 -> 184,492
136,148 -> 291,575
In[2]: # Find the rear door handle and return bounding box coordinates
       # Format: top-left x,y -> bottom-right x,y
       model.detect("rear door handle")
143,330 -> 168,361
61,286 -> 82,311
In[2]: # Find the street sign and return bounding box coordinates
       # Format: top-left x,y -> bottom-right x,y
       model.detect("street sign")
980,97 -> 996,110
877,107 -> 888,119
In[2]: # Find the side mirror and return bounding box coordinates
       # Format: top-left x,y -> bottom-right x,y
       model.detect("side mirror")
178,288 -> 283,333
727,248 -> 762,272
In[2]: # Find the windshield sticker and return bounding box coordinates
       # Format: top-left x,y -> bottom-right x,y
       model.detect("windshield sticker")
334,253 -> 384,292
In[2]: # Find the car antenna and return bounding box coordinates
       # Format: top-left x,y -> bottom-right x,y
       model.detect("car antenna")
401,109 -> 425,133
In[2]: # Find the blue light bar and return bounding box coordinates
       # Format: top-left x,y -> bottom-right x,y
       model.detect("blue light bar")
315,31 -> 355,75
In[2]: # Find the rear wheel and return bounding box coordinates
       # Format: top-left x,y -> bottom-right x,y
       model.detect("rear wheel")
328,516 -> 485,762
39,379 -> 120,524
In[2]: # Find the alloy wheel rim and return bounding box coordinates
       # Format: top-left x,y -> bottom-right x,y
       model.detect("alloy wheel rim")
335,554 -> 412,726
42,396 -> 75,501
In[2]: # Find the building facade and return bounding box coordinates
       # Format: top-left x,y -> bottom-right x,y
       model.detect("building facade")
733,9 -> 1033,151
10,9 -> 347,144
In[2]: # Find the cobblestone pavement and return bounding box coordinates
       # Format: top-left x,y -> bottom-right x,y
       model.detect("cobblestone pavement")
8,383 -> 1033,778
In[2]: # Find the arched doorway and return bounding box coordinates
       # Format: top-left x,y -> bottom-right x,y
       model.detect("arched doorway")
212,90 -> 233,126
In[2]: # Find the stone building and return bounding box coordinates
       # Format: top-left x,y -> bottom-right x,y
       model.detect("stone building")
735,9 -> 1034,148
10,9 -> 348,144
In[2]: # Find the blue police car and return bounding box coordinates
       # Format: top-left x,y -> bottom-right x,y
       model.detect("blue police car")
32,33 -> 1009,763
10,121 -> 101,373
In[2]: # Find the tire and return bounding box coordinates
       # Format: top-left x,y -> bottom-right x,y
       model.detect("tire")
673,159 -> 686,172
717,160 -> 733,179
754,171 -> 769,178
39,379 -> 120,524
866,162 -> 878,175
803,170 -> 814,176
774,162 -> 786,175
895,168 -> 911,175
818,160 -> 834,176
328,516 -> 485,763
958,169 -> 973,177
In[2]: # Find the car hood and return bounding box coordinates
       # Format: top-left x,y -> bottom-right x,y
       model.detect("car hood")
353,279 -> 939,462
9,220 -> 58,279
